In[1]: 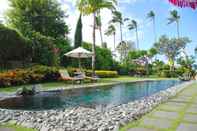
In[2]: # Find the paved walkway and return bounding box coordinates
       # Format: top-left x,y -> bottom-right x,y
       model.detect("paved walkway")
121,82 -> 197,131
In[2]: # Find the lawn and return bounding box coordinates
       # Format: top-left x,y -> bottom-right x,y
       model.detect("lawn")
0,124 -> 37,131
0,76 -> 176,93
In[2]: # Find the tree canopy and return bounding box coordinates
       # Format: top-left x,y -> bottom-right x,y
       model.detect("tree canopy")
0,24 -> 31,67
154,35 -> 191,71
7,0 -> 69,38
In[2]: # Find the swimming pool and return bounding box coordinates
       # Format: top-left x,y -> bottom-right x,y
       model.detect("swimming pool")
0,80 -> 182,110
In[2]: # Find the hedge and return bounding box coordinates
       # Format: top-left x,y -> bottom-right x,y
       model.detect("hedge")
0,66 -> 118,87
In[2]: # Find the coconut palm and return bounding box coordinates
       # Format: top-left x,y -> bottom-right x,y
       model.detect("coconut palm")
147,10 -> 157,43
105,24 -> 116,50
77,0 -> 116,75
167,10 -> 180,38
95,11 -> 104,47
127,19 -> 139,50
111,11 -> 123,42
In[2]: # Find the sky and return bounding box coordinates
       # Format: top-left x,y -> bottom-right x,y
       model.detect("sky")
0,0 -> 196,60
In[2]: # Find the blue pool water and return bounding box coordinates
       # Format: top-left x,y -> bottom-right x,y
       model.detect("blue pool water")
0,80 -> 182,110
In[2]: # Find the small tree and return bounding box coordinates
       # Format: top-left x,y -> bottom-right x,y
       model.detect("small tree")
154,35 -> 191,72
74,14 -> 83,48
116,41 -> 135,62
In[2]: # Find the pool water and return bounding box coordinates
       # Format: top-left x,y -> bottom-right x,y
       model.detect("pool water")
0,80 -> 182,110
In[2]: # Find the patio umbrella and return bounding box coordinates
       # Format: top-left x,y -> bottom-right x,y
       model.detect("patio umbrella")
169,0 -> 197,9
65,47 -> 93,68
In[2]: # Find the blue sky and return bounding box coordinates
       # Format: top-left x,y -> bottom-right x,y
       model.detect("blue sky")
118,0 -> 197,55
65,0 -> 197,58
0,0 -> 196,59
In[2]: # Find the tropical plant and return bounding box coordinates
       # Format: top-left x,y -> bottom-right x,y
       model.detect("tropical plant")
77,0 -> 116,75
105,24 -> 116,50
147,10 -> 157,43
74,14 -> 83,48
7,0 -> 69,39
154,35 -> 191,71
95,11 -> 104,47
82,42 -> 114,70
127,19 -> 139,50
116,41 -> 135,62
111,11 -> 123,42
167,10 -> 180,38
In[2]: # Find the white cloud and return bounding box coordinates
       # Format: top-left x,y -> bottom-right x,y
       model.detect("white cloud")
0,0 -> 9,23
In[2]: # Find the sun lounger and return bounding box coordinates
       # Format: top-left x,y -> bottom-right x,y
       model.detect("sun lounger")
59,69 -> 85,83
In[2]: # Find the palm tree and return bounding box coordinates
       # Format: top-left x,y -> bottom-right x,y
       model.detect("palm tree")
147,10 -> 157,43
96,11 -> 104,47
167,10 -> 180,38
105,24 -> 116,50
127,19 -> 139,50
77,0 -> 116,75
111,11 -> 123,42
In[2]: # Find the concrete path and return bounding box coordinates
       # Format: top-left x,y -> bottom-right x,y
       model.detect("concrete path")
121,82 -> 197,131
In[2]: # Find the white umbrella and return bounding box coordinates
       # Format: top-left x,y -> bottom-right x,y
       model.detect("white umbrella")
65,47 -> 93,68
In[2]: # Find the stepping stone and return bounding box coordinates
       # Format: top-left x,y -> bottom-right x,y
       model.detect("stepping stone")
179,92 -> 194,97
176,123 -> 197,131
190,104 -> 197,109
176,96 -> 192,100
165,101 -> 187,107
0,128 -> 14,131
151,111 -> 179,119
142,117 -> 172,129
127,127 -> 156,131
170,98 -> 191,103
159,104 -> 184,111
186,107 -> 197,114
183,114 -> 197,122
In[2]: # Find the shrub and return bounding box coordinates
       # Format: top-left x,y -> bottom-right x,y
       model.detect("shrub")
85,70 -> 118,78
0,65 -> 60,87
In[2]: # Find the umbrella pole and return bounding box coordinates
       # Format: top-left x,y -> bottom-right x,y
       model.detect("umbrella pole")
78,58 -> 81,69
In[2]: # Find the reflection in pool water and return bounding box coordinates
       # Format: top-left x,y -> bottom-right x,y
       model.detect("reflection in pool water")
0,80 -> 182,110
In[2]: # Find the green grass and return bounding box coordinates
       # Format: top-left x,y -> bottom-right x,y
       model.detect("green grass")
0,124 -> 37,131
120,83 -> 197,131
0,76 -> 176,93
0,82 -> 66,93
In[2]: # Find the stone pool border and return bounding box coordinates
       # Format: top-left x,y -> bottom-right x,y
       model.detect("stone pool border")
0,80 -> 195,131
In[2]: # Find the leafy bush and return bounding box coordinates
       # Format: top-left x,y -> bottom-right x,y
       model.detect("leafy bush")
0,65 -> 60,87
0,24 -> 32,68
67,67 -> 118,78
85,70 -> 118,78
81,42 -> 114,70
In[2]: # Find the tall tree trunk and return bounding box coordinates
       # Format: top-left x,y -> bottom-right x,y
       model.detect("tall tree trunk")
113,32 -> 116,51
177,20 -> 180,38
120,23 -> 123,42
136,27 -> 139,50
153,18 -> 157,43
99,26 -> 104,47
92,13 -> 96,76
